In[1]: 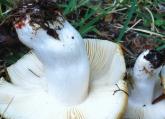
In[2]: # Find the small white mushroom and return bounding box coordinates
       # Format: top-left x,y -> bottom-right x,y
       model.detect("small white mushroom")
125,50 -> 165,119
0,14 -> 128,119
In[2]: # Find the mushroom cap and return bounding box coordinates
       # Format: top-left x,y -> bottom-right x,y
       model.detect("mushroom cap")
0,38 -> 128,119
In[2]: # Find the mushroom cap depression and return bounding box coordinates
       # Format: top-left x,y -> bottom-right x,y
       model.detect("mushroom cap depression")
0,38 -> 128,119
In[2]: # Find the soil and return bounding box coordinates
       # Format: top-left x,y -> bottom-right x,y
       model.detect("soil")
0,0 -> 164,74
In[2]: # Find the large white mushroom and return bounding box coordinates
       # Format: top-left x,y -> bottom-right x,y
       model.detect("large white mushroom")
125,50 -> 165,119
0,4 -> 128,119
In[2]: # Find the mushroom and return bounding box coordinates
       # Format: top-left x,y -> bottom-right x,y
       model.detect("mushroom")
125,50 -> 165,119
161,66 -> 165,93
0,7 -> 128,119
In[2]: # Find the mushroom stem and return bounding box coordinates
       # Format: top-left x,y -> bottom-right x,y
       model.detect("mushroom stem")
131,73 -> 156,105
41,21 -> 90,105
43,53 -> 90,105
130,50 -> 162,105
15,15 -> 90,105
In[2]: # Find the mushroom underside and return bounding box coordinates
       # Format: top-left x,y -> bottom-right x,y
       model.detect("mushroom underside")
0,38 -> 128,119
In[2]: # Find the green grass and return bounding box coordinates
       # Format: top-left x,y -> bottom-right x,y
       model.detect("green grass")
0,0 -> 164,65
116,0 -> 137,42
0,0 -> 13,21
114,0 -> 165,50
58,0 -> 117,36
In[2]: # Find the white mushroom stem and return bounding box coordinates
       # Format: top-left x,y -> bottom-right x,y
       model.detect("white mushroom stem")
131,50 -> 162,105
15,15 -> 90,105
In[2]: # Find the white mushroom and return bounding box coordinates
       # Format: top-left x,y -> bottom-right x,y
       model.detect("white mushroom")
125,50 -> 165,119
161,66 -> 165,93
0,14 -> 128,119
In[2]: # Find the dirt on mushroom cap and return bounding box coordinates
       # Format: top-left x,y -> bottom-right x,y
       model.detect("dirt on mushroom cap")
144,50 -> 164,69
6,0 -> 65,39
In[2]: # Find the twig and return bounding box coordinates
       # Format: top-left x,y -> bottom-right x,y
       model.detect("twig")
113,84 -> 129,96
2,9 -> 12,16
126,19 -> 142,32
130,28 -> 165,38
107,7 -> 128,14
145,7 -> 155,31
114,25 -> 165,38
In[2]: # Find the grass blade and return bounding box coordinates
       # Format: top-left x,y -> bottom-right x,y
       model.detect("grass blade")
64,0 -> 77,15
116,0 -> 137,42
156,44 -> 165,51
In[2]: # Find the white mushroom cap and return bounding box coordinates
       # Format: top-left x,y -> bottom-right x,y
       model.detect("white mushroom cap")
125,50 -> 165,119
0,15 -> 128,119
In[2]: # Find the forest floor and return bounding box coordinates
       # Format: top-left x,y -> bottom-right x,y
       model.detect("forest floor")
0,0 -> 164,78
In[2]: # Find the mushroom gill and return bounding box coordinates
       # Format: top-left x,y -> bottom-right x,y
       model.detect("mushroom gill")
0,1 -> 128,119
